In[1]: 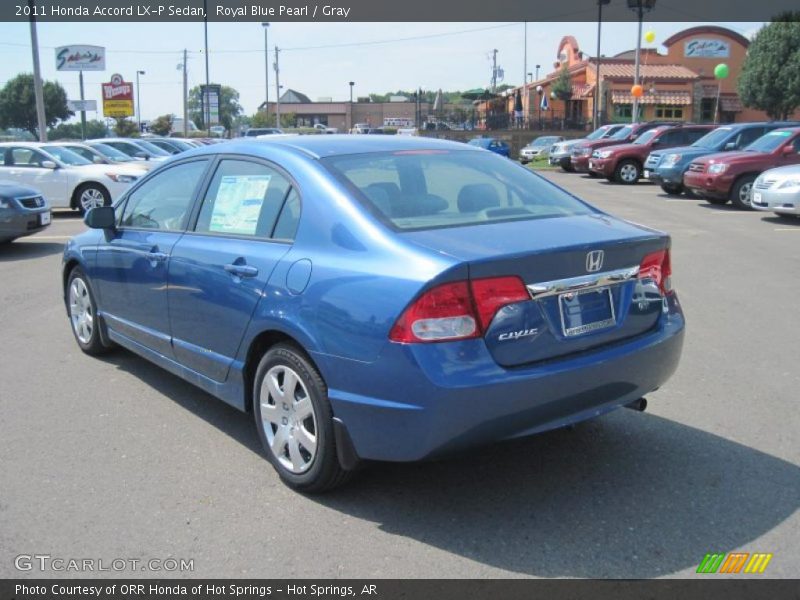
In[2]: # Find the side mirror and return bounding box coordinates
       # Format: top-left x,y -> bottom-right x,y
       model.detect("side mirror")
93,156 -> 104,164
723,142 -> 737,151
41,160 -> 57,169
781,145 -> 795,156
134,151 -> 148,160
84,206 -> 115,229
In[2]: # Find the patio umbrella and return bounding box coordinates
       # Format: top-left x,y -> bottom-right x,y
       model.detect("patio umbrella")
514,89 -> 523,112
540,92 -> 550,111
433,89 -> 444,113
461,88 -> 497,101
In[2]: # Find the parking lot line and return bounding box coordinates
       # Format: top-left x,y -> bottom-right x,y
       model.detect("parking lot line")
18,235 -> 71,241
774,227 -> 800,232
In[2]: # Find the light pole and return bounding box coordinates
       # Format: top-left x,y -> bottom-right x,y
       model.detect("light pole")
527,72 -> 533,83
535,64 -> 540,81
349,81 -> 355,104
627,0 -> 656,124
135,70 -> 145,132
536,85 -> 543,130
262,23 -> 270,113
595,0 -> 611,130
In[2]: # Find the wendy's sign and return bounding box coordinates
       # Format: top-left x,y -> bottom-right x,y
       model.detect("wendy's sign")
55,45 -> 106,71
102,73 -> 134,117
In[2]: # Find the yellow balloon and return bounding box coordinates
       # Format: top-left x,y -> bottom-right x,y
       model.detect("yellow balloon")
644,30 -> 656,44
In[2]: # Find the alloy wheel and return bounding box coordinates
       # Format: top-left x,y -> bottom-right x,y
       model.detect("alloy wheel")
79,187 -> 106,212
69,277 -> 94,344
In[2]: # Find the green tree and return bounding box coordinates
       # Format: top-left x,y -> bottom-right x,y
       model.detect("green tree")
150,114 -> 173,136
551,66 -> 573,101
187,85 -> 243,131
0,73 -> 72,137
113,118 -> 139,137
48,119 -> 108,140
738,16 -> 800,120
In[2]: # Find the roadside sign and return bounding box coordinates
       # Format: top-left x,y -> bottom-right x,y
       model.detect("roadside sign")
68,100 -> 97,112
55,45 -> 106,71
201,84 -> 222,126
102,74 -> 134,118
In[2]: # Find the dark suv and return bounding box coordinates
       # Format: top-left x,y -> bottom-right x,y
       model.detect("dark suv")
571,121 -> 679,174
588,124 -> 714,184
646,121 -> 800,195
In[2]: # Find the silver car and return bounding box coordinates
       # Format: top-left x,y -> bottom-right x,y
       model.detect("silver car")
752,165 -> 800,217
519,136 -> 564,164
0,181 -> 51,243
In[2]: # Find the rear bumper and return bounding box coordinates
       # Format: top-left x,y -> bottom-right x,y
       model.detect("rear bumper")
319,295 -> 685,462
683,171 -> 733,199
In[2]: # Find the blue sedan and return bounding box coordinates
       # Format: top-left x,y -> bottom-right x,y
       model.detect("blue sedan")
62,135 -> 684,492
468,137 -> 510,157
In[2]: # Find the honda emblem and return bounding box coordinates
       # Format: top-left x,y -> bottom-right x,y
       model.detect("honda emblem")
586,250 -> 604,273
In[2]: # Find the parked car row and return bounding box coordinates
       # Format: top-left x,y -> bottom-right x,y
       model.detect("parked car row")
549,121 -> 800,214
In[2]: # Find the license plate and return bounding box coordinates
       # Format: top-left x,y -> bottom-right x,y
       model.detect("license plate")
559,287 -> 616,337
39,211 -> 51,225
753,192 -> 762,204
643,170 -> 650,179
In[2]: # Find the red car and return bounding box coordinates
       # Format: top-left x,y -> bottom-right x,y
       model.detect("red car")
588,124 -> 715,184
683,127 -> 800,209
570,121 -> 674,174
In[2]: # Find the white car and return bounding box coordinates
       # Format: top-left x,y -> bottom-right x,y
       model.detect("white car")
0,142 -> 143,213
752,164 -> 800,217
313,123 -> 338,134
47,141 -> 152,171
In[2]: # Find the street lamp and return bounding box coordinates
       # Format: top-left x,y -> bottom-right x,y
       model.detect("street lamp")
262,23 -> 270,113
536,85 -> 543,130
527,72 -> 533,83
135,70 -> 145,132
349,81 -> 355,103
594,0 -> 611,130
535,64 -> 541,81
627,0 -> 656,124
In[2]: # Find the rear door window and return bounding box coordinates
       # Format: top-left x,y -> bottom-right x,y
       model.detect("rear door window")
735,127 -> 765,149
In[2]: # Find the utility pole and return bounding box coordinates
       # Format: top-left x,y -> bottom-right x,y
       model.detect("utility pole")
78,71 -> 86,139
28,0 -> 47,142
262,23 -> 270,113
491,49 -> 498,92
595,0 -> 610,129
136,70 -> 145,132
182,49 -> 188,136
632,1 -> 644,124
523,22 -> 527,92
203,0 -> 210,134
274,46 -> 281,128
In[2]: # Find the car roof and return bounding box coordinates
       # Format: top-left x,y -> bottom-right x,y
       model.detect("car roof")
191,134 -> 485,160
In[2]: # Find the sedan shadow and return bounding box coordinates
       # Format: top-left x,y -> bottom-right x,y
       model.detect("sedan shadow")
100,349 -> 799,578
0,241 -> 65,262
760,214 -> 800,226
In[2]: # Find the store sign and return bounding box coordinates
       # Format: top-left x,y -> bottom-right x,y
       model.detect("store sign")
55,45 -> 106,71
201,84 -> 222,126
102,74 -> 134,118
68,100 -> 97,112
685,39 -> 730,58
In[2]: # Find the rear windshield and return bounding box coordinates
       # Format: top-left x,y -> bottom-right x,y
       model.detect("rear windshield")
744,130 -> 794,153
322,150 -> 594,231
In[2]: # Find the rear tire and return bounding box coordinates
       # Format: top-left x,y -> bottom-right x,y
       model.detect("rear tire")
66,267 -> 110,356
253,343 -> 352,493
706,196 -> 729,205
614,159 -> 641,185
730,175 -> 756,210
661,183 -> 684,196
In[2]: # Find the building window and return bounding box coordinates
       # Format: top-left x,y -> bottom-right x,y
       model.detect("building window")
614,104 -> 633,118
655,105 -> 684,119
700,98 -> 715,123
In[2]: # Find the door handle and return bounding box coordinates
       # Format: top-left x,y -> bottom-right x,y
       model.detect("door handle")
145,247 -> 168,265
224,263 -> 259,279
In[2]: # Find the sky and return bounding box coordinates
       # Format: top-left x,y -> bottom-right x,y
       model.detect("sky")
0,20 -> 763,122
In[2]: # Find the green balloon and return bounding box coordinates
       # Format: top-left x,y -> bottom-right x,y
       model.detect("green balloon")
714,63 -> 730,79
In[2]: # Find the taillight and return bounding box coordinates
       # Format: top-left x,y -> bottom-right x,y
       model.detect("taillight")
638,248 -> 673,295
389,276 -> 529,343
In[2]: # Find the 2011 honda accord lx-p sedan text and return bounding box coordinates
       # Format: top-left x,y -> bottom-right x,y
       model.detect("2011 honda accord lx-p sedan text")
62,136 -> 685,492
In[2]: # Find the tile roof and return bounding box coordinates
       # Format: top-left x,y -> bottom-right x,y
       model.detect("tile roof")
596,63 -> 699,80
611,90 -> 693,105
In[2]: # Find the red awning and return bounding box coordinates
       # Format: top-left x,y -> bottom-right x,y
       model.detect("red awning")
611,90 -> 692,105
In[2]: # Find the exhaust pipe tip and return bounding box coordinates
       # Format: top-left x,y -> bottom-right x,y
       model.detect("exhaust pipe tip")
625,398 -> 648,412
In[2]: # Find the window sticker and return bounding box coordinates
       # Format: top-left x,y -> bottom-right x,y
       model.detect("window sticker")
209,174 -> 271,235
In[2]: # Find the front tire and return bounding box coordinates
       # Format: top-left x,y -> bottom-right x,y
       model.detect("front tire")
587,171 -> 600,178
253,344 -> 351,492
559,158 -> 574,173
75,183 -> 110,215
661,183 -> 684,196
614,159 -> 641,185
67,267 -> 110,355
730,175 -> 756,210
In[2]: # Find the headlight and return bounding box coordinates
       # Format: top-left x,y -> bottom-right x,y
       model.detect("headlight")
778,179 -> 800,189
598,150 -> 614,159
0,197 -> 12,209
105,173 -> 138,183
662,153 -> 681,167
708,163 -> 728,175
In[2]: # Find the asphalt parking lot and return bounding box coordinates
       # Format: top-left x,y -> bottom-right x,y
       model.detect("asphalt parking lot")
1,172 -> 798,579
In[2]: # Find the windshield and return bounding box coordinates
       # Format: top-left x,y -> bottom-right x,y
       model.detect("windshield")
691,127 -> 733,149
744,130 -> 793,153
531,137 -> 556,147
40,146 -> 92,166
322,150 -> 593,231
135,140 -> 171,156
468,139 -> 489,147
610,126 -> 633,141
633,129 -> 660,145
90,143 -> 134,161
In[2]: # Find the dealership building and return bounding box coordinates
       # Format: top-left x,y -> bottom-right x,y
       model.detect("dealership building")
492,26 -> 787,128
